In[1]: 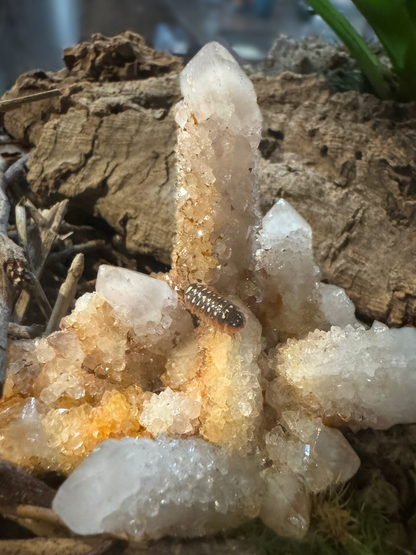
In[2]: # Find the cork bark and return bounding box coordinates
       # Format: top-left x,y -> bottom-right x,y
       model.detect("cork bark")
256,72 -> 416,327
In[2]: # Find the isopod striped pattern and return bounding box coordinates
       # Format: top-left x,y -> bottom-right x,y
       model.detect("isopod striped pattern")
184,283 -> 246,333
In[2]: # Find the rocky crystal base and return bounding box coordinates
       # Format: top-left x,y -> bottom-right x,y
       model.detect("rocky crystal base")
3,42 -> 416,541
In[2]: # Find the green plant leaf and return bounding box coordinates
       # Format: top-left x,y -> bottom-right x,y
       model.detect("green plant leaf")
305,0 -> 394,100
349,0 -> 416,101
405,0 -> 416,25
306,0 -> 416,101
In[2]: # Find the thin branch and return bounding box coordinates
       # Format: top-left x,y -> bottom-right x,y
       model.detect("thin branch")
15,202 -> 52,321
0,157 -> 32,398
7,322 -> 44,339
15,203 -> 28,248
6,516 -> 68,540
23,198 -> 47,229
47,240 -> 106,264
13,200 -> 68,324
0,505 -> 128,551
45,254 -> 84,335
0,158 -> 10,234
50,201 -> 69,234
0,504 -> 63,525
59,222 -> 94,234
84,538 -> 128,555
0,538 -> 94,555
3,154 -> 30,192
0,89 -> 63,113
3,155 -> 30,209
0,460 -> 55,508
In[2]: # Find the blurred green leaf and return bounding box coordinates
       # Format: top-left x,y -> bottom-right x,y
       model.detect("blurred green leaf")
306,0 -> 394,100
405,0 -> 416,25
306,0 -> 416,101
351,0 -> 416,100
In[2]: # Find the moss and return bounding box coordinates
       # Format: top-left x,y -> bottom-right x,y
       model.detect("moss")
226,477 -> 400,555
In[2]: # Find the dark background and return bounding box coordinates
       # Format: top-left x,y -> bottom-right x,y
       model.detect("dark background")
0,0 -> 372,94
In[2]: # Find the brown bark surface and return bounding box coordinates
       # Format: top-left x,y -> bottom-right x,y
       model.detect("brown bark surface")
256,72 -> 416,326
2,33 -> 416,326
2,33 -> 182,265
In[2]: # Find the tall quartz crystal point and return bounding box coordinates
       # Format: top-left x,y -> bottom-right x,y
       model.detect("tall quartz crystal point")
254,199 -> 323,343
172,42 -> 262,295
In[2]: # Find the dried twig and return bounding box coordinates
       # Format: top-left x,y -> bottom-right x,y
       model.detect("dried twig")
15,202 -> 52,320
23,198 -> 47,229
3,154 -> 30,191
13,200 -> 68,324
59,222 -> 94,234
0,505 -> 128,552
0,505 -> 62,525
7,323 -> 43,339
8,518 -> 68,541
49,202 -> 69,235
0,538 -> 93,555
0,467 -> 63,539
0,460 -> 55,508
0,158 -> 33,397
0,90 -> 62,113
45,254 -> 84,335
106,248 -> 137,270
42,203 -> 61,229
83,538 -> 128,555
47,240 -> 106,264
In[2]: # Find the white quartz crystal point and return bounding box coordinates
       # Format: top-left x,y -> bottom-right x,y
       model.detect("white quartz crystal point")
260,469 -> 310,538
254,199 -> 321,340
256,199 -> 318,285
266,411 -> 360,493
53,436 -> 264,540
178,41 -> 262,142
277,322 -> 416,429
258,198 -> 313,252
318,283 -> 359,329
0,398 -> 57,465
96,265 -> 177,334
172,41 -> 263,293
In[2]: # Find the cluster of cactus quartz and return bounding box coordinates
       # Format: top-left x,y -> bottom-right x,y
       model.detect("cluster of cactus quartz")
3,43 -> 416,541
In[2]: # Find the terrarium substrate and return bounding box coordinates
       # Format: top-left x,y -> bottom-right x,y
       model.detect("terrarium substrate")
1,41 -> 416,546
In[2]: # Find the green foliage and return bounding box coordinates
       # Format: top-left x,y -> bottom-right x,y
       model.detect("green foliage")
227,511 -> 394,555
306,0 -> 416,101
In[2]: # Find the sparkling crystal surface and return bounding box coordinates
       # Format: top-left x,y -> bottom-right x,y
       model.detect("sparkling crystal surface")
254,199 -> 324,344
96,265 -> 178,335
318,283 -> 358,329
265,411 -> 361,492
260,469 -> 310,538
273,323 -> 416,429
53,436 -> 264,540
171,42 -> 262,296
4,40 -> 416,543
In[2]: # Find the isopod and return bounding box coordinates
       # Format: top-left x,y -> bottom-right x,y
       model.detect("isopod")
184,283 -> 246,333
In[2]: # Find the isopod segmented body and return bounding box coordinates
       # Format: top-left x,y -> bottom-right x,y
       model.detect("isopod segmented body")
184,283 -> 246,333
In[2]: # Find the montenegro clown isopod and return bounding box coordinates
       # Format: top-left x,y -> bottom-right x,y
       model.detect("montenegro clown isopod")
184,283 -> 246,333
